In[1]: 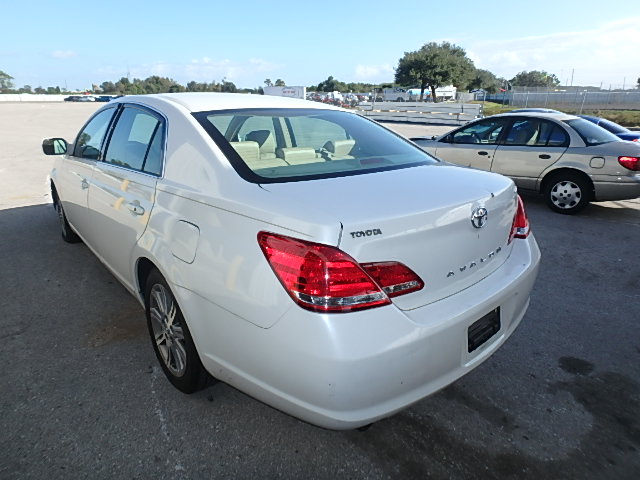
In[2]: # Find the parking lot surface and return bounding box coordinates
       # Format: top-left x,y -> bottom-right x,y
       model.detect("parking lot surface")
1,103 -> 639,479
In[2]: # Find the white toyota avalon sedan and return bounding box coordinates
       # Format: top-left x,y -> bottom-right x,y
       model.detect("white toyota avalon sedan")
42,93 -> 540,429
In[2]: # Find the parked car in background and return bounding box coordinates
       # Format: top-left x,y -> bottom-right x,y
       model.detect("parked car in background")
579,115 -> 640,142
95,95 -> 114,102
509,108 -> 563,114
412,112 -> 640,214
65,95 -> 96,102
41,93 -> 540,429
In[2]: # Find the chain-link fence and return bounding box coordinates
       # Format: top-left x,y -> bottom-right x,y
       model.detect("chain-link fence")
484,88 -> 640,111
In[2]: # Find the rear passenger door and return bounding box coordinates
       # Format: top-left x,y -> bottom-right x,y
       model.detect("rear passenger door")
84,104 -> 165,287
491,118 -> 569,190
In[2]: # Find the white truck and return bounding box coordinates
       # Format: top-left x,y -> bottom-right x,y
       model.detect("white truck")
406,86 -> 457,101
376,87 -> 410,102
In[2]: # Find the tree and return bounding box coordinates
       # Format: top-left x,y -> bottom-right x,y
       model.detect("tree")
395,42 -> 475,102
467,69 -> 501,94
509,70 -> 560,88
636,77 -> 640,89
0,70 -> 14,92
315,76 -> 347,92
264,78 -> 273,87
100,81 -> 116,93
274,79 -> 286,86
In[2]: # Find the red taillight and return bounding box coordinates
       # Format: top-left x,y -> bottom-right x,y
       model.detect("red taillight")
257,232 -> 423,313
362,262 -> 424,298
618,156 -> 640,171
631,139 -> 639,142
509,195 -> 530,244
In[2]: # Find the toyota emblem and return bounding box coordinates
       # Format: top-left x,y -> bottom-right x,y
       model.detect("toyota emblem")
471,207 -> 488,229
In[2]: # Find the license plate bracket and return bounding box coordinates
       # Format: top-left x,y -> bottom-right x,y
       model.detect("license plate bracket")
468,307 -> 501,353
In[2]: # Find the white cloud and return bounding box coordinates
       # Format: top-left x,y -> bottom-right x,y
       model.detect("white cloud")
51,50 -> 76,59
353,64 -> 395,83
467,17 -> 640,87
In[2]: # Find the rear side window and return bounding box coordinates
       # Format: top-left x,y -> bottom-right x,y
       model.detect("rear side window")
504,118 -> 568,147
194,108 -> 438,183
104,106 -> 165,175
73,107 -> 116,159
564,118 -> 619,146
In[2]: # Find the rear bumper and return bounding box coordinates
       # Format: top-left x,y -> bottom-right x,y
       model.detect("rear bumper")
181,235 -> 541,430
593,175 -> 640,201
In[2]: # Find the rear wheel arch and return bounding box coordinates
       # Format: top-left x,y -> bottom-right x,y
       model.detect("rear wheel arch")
540,169 -> 594,214
136,257 -> 159,301
540,168 -> 594,195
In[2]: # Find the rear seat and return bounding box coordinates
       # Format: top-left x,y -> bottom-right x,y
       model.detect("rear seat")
324,139 -> 355,160
245,130 -> 277,160
230,141 -> 288,169
276,147 -> 320,165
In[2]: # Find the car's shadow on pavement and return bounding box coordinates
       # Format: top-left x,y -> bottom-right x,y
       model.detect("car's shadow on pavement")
2,200 -> 639,479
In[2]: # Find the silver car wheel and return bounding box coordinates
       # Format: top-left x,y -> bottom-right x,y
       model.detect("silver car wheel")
149,284 -> 187,377
550,180 -> 582,210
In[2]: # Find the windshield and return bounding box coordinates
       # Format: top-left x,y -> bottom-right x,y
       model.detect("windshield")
193,108 -> 438,183
564,118 -> 620,146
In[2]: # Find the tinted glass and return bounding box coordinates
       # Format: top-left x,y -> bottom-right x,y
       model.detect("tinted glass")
564,118 -> 620,146
450,118 -> 508,145
73,107 -> 116,159
595,118 -> 627,134
104,107 -> 163,172
195,109 -> 438,183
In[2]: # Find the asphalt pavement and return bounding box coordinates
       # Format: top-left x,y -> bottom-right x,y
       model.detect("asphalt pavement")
1,103 -> 639,479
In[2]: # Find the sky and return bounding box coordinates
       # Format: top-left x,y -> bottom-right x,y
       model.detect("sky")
2,0 -> 639,91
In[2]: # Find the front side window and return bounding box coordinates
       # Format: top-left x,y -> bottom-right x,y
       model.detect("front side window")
73,107 -> 116,159
194,108 -> 438,183
449,118 -> 508,145
104,106 -> 164,174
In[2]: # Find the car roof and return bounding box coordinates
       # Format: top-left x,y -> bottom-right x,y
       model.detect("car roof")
493,111 -> 579,121
114,92 -> 343,113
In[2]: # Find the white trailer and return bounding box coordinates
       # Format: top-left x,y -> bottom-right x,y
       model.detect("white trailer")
263,86 -> 307,99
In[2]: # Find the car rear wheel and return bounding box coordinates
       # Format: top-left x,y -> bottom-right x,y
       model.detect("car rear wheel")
54,198 -> 81,243
145,269 -> 211,393
543,172 -> 591,214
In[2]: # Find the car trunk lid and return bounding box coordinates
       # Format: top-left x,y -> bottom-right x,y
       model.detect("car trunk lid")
261,164 -> 519,311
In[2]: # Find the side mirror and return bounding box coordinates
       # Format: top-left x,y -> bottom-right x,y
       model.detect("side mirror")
42,138 -> 68,155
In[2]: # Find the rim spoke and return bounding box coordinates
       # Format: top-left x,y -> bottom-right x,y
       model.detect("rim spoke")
158,343 -> 170,364
166,301 -> 177,328
170,342 -> 187,374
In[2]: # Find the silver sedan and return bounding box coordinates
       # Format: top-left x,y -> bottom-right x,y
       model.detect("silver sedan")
412,112 -> 640,214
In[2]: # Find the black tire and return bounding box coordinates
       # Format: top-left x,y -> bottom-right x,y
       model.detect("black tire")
144,269 -> 211,393
54,198 -> 81,243
543,172 -> 592,214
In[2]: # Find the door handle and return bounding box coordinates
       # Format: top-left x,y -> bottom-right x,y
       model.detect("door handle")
539,154 -> 551,159
478,151 -> 489,156
80,178 -> 89,190
127,202 -> 145,216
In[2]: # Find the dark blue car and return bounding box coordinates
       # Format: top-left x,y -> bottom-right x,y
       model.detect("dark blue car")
579,115 -> 640,142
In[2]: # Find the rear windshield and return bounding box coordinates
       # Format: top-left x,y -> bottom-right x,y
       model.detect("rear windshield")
564,118 -> 620,146
193,108 -> 438,183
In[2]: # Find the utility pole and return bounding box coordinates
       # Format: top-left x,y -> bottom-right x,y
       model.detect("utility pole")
570,69 -> 574,88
